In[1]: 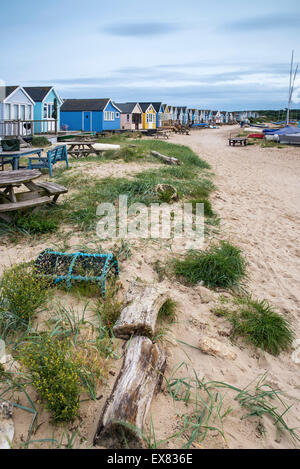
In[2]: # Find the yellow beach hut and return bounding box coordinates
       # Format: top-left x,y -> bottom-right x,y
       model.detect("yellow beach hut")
139,103 -> 157,130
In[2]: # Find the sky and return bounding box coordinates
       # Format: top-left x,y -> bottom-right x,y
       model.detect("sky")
1,0 -> 300,110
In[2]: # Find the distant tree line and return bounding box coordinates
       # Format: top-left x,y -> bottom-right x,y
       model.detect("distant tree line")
253,109 -> 300,122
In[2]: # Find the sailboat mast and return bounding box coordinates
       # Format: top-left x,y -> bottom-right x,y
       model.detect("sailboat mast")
287,51 -> 294,125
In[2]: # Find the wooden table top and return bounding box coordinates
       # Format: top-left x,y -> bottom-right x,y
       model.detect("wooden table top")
0,169 -> 41,187
0,148 -> 43,156
66,141 -> 95,145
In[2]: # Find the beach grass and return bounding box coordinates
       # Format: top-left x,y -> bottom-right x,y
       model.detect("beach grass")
172,241 -> 246,290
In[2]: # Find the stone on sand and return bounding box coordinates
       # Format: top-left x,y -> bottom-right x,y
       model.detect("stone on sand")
199,336 -> 237,360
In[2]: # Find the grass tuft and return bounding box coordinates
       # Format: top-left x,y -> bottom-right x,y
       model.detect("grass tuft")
173,241 -> 246,289
14,213 -> 59,234
229,297 -> 294,356
158,299 -> 177,323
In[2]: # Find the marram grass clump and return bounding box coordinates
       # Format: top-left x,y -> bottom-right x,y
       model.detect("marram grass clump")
173,241 -> 246,290
20,336 -> 81,422
158,299 -> 177,323
230,297 -> 294,356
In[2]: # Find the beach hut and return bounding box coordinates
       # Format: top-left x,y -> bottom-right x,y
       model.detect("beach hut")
187,109 -> 194,123
114,102 -> 143,130
60,99 -> 121,132
177,107 -> 188,125
162,104 -> 171,126
150,102 -> 164,128
139,103 -> 157,130
0,86 -> 35,137
169,106 -> 177,124
24,86 -> 63,134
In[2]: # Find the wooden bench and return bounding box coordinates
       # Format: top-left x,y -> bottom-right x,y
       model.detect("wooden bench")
0,196 -> 51,213
28,145 -> 69,177
35,181 -> 68,203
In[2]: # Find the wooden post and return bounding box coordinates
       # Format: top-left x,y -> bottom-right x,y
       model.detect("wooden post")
93,336 -> 166,449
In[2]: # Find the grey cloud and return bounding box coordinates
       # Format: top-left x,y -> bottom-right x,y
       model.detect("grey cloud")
225,14 -> 300,32
102,22 -> 182,37
56,82 -> 289,111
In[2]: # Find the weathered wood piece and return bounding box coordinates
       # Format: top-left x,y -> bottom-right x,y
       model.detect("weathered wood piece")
113,285 -> 169,339
151,150 -> 181,165
94,336 -> 166,449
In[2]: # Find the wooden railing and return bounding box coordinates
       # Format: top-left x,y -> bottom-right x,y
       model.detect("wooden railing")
0,120 -> 58,138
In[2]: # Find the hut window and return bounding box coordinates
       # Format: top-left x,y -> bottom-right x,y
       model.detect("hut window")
115,112 -> 120,118
20,105 -> 26,120
43,103 -> 54,119
146,113 -> 154,123
127,114 -> 130,122
4,104 -> 11,120
104,111 -> 114,121
12,105 -> 19,120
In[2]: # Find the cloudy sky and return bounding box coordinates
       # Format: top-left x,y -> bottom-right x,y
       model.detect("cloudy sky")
1,0 -> 300,110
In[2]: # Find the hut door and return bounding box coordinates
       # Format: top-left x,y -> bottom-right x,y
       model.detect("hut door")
84,112 -> 92,131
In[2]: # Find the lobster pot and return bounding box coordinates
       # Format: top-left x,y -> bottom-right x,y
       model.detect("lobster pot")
35,249 -> 119,296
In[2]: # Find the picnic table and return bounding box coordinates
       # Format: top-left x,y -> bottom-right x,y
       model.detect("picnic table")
154,130 -> 170,140
0,170 -> 68,222
0,148 -> 43,171
228,137 -> 247,146
66,141 -> 102,158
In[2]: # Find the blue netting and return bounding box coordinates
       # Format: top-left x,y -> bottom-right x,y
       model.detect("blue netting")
35,249 -> 119,296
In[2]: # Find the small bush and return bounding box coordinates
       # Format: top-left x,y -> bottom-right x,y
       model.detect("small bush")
20,336 -> 80,421
31,136 -> 51,147
230,297 -> 294,356
15,213 -> 58,234
158,299 -> 177,323
0,263 -> 50,322
173,241 -> 246,289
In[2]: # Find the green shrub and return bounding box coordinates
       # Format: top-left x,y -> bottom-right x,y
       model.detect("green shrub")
173,241 -> 246,289
15,213 -> 58,234
31,136 -> 51,147
0,263 -> 50,321
20,336 -> 80,421
230,297 -> 294,356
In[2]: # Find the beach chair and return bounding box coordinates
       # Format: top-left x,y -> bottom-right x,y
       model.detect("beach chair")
28,145 -> 69,177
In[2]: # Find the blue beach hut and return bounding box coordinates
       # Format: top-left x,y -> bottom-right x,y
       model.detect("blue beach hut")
60,99 -> 121,132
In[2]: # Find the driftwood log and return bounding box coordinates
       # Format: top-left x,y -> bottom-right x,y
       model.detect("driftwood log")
93,336 -> 166,448
113,285 -> 169,339
151,150 -> 181,165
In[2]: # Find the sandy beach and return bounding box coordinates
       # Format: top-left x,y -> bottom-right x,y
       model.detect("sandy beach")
1,126 -> 300,449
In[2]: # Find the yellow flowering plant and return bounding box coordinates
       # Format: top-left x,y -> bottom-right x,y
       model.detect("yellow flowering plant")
0,263 -> 50,322
20,336 -> 81,422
